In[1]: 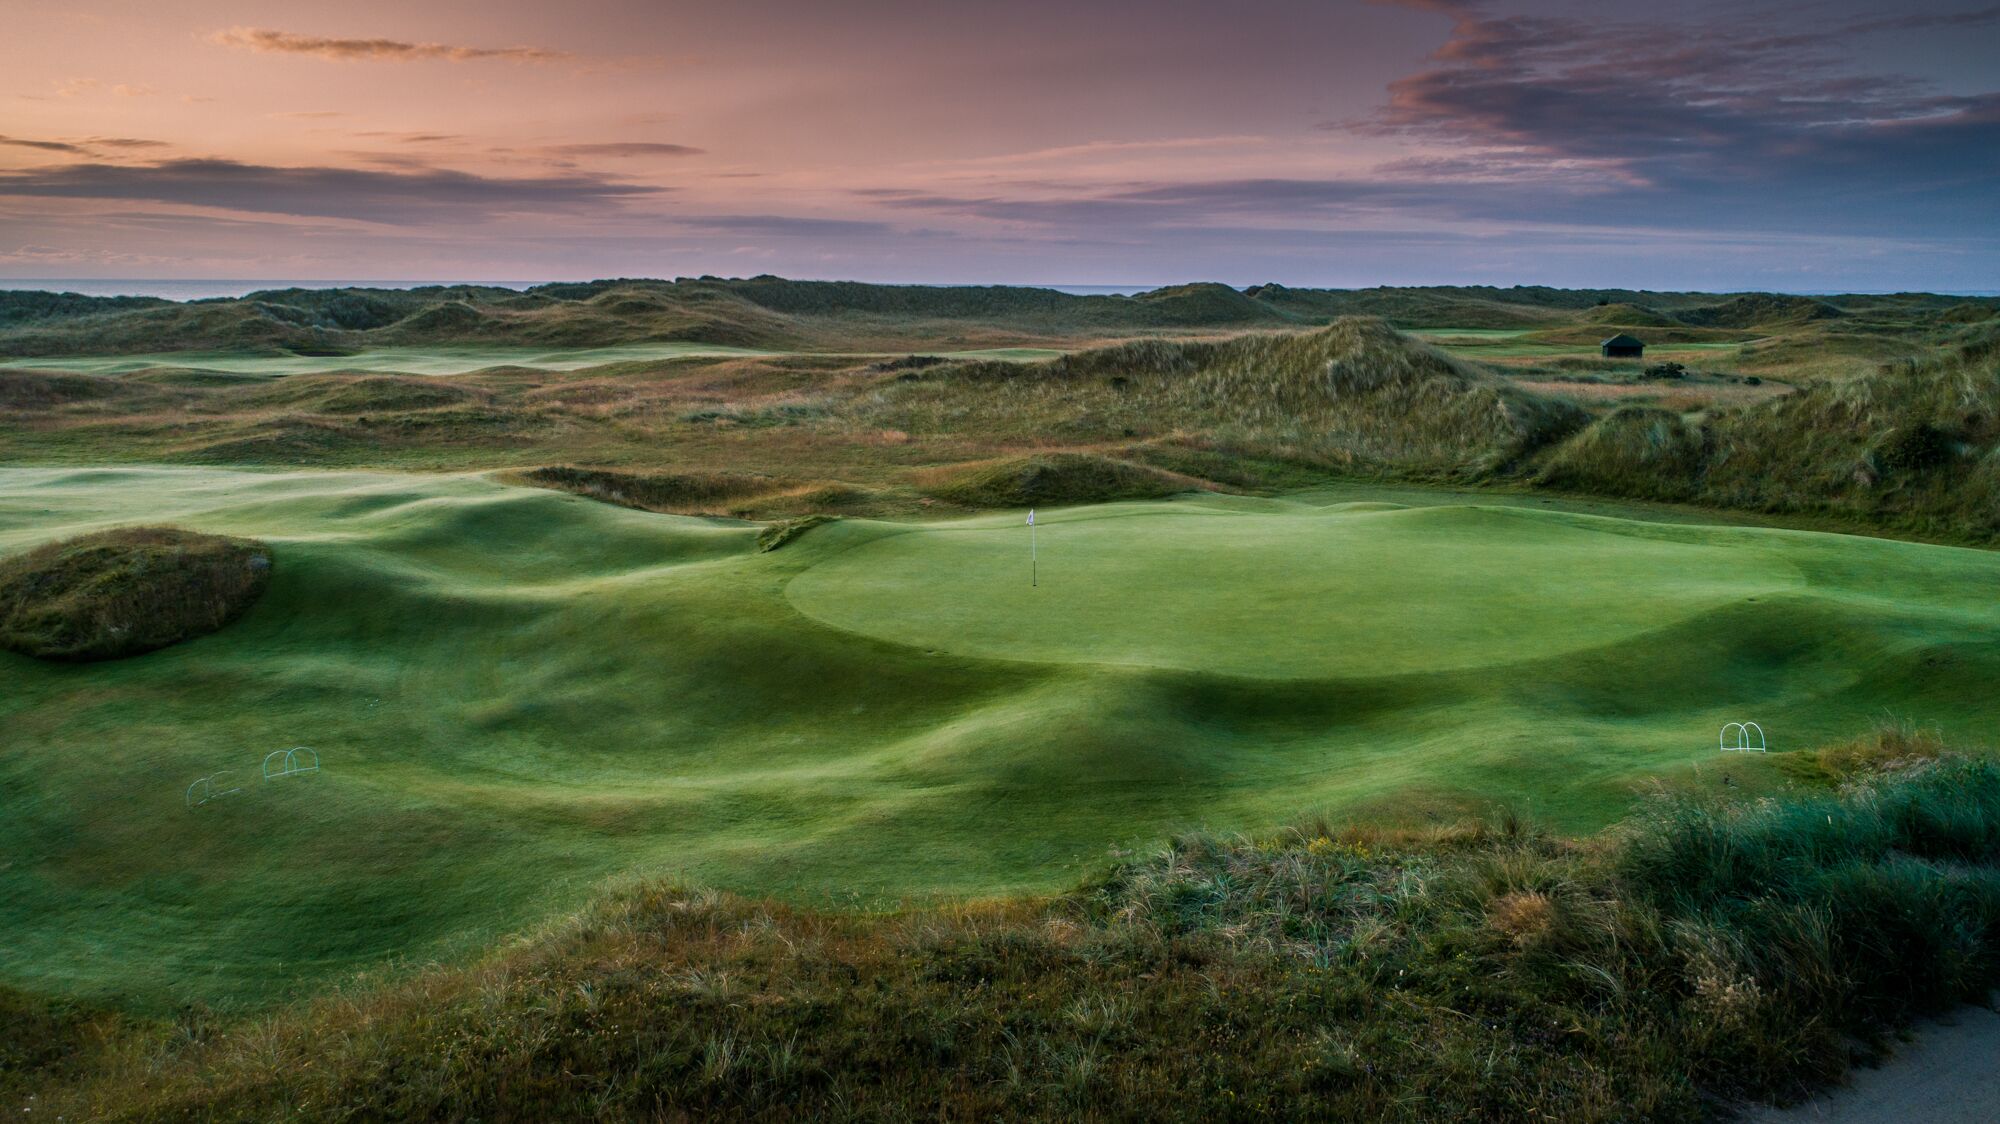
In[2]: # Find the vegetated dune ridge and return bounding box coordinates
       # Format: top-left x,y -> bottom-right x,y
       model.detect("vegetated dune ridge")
2,310 -> 1995,543
1540,328 -> 2000,538
3,467 -> 1998,1010
0,278 -> 1992,357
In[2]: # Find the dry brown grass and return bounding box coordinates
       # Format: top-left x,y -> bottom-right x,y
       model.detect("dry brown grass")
1487,890 -> 1558,947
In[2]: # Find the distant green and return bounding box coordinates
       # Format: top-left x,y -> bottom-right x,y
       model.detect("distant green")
3,467 -> 1998,1010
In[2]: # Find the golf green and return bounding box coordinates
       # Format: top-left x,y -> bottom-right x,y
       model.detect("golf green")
3,467 -> 1997,1010
787,504 -> 1808,677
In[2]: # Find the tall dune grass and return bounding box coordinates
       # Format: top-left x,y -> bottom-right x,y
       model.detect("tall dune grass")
1539,325 -> 2000,538
876,318 -> 1589,474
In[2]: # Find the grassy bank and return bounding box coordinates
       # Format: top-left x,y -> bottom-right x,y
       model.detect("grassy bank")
9,731 -> 1996,1121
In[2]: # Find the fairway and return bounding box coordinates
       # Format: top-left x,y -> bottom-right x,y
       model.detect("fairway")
4,467 -> 1999,1010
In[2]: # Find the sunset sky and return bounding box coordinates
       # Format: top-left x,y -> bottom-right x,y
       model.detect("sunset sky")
2,0 -> 1996,289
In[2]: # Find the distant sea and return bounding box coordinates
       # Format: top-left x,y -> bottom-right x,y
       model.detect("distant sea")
0,279 -> 1992,301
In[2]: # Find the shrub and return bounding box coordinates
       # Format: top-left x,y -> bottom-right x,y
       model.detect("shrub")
1876,422 -> 1956,473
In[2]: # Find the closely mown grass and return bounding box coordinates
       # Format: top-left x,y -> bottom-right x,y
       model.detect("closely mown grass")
10,731 -> 1996,1121
0,526 -> 269,660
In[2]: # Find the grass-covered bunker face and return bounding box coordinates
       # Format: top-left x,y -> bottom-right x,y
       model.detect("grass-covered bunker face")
0,526 -> 271,661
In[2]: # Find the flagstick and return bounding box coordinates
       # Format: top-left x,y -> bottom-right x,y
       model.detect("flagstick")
1028,508 -> 1037,588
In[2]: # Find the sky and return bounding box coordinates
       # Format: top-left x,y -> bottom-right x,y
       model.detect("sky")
1,0 -> 1995,290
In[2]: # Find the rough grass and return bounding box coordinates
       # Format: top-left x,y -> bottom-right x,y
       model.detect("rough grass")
0,526 -> 270,660
884,320 -> 1589,475
522,464 -> 797,515
0,368 -> 139,408
1537,406 -> 1711,501
311,375 -> 478,414
756,514 -> 837,552
1539,326 -> 2000,539
917,452 -> 1196,507
11,735 -> 1998,1121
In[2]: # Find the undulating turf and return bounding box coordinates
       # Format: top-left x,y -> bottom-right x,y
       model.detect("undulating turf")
3,466 -> 1998,1011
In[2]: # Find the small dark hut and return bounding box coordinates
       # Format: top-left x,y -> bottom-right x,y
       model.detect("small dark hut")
1601,333 -> 1645,359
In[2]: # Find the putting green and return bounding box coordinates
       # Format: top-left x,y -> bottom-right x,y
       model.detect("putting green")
787,505 -> 1807,678
3,467 -> 1998,1010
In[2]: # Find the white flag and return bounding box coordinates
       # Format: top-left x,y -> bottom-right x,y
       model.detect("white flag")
1026,509 -> 1035,526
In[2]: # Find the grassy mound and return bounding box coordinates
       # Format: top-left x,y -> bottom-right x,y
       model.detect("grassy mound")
0,369 -> 134,409
0,526 -> 270,661
1581,302 -> 1681,327
898,319 -> 1587,473
13,738 -> 1998,1121
176,421 -> 362,464
918,452 -> 1194,507
1535,406 -> 1710,501
523,464 -> 798,515
313,376 -> 478,414
1678,294 -> 1847,329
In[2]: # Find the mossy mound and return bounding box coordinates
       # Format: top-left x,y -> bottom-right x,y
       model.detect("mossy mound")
920,452 -> 1195,507
0,527 -> 271,661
